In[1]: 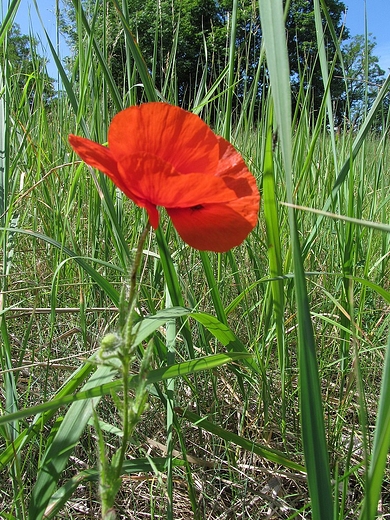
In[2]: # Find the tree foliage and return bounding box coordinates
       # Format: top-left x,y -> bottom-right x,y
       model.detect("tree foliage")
61,0 -> 262,107
285,0 -> 349,124
60,0 -> 386,125
341,34 -> 386,126
0,24 -> 55,107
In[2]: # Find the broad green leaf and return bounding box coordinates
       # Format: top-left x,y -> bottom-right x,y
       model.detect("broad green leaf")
0,352 -> 252,427
258,0 -> 333,517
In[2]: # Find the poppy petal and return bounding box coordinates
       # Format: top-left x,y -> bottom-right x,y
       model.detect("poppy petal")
167,196 -> 259,252
214,136 -> 260,197
166,136 -> 260,251
69,103 -> 260,251
69,134 -> 118,177
69,134 -> 144,205
68,135 -> 126,194
117,153 -> 241,208
108,103 -> 220,175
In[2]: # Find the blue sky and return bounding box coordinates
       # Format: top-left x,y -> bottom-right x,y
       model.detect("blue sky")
9,0 -> 390,77
344,0 -> 390,72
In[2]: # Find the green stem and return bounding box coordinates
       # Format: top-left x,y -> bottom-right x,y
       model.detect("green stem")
101,220 -> 152,518
128,221 -> 151,310
118,220 -> 151,469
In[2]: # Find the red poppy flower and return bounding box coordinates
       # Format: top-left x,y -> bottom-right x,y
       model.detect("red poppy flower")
69,102 -> 259,252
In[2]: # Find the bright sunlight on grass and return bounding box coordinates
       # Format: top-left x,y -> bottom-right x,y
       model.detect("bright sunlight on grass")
1,0 -> 390,518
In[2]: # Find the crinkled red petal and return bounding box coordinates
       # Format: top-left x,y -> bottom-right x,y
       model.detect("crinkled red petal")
68,134 -> 140,204
69,104 -> 260,250
108,103 -> 220,176
117,153 -> 241,209
167,195 -> 259,252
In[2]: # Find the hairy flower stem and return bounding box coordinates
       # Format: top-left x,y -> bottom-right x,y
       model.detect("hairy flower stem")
119,220 -> 152,470
100,221 -> 152,519
128,220 -> 151,311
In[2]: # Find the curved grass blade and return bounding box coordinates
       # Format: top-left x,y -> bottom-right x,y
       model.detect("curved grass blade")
258,0 -> 333,517
347,276 -> 390,304
0,0 -> 22,45
178,407 -> 305,473
360,332 -> 390,520
0,228 -> 120,305
0,352 -> 251,427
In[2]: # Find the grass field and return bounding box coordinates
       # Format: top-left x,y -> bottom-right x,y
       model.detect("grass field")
1,0 -> 390,518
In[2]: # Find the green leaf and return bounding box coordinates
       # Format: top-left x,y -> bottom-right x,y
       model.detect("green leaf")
0,352 -> 252,427
360,333 -> 390,520
191,311 -> 261,374
179,407 -> 304,473
29,365 -> 116,519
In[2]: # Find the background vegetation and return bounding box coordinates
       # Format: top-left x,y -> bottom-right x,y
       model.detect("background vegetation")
0,0 -> 390,518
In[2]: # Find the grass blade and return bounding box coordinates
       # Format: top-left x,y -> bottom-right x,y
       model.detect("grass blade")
29,365 -> 115,519
360,332 -> 390,520
258,0 -> 333,516
262,102 -> 286,431
179,407 -> 305,473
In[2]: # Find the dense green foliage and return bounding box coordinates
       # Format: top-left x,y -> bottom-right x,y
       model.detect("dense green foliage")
59,0 -> 387,122
342,34 -> 386,125
0,23 -> 55,105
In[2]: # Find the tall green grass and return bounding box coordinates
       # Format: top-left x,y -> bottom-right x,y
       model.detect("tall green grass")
0,0 -> 390,518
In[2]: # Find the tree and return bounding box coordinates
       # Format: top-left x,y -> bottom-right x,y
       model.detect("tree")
61,0 -> 225,102
340,34 -> 386,126
62,0 -> 386,128
0,24 -> 55,107
61,0 -> 262,107
285,0 -> 349,124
